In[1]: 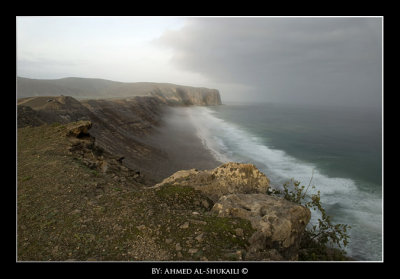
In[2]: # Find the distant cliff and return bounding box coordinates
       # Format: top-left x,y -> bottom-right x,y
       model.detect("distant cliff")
149,86 -> 221,106
17,77 -> 222,106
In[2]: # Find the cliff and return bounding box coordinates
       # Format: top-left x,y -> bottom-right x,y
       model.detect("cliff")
17,77 -> 222,106
149,86 -> 221,106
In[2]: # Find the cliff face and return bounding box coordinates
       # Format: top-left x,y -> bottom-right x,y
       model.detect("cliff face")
149,86 -> 222,106
17,77 -> 222,106
17,95 -> 167,184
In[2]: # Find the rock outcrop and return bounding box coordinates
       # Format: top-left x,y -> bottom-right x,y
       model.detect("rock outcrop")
65,120 -> 92,138
155,162 -> 311,261
154,162 -> 270,202
212,193 -> 311,261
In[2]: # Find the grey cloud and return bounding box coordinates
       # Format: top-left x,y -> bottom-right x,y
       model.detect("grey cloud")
157,17 -> 382,108
17,56 -> 90,79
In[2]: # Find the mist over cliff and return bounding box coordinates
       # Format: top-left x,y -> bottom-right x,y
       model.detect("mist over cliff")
17,77 -> 222,106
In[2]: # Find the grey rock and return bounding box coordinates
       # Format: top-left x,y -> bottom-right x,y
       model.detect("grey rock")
212,193 -> 311,261
154,162 -> 270,202
188,248 -> 198,254
195,233 -> 204,242
235,228 -> 244,237
179,222 -> 189,229
165,238 -> 173,244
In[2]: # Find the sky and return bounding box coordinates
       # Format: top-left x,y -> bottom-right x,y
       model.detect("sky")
17,16 -> 383,108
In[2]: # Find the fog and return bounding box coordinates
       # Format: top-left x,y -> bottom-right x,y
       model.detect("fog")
17,17 -> 382,109
157,17 -> 382,109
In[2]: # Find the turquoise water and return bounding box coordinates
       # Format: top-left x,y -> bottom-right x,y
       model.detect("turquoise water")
185,102 -> 382,261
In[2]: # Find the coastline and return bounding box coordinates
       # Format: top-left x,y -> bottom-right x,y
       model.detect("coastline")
17,95 -> 359,261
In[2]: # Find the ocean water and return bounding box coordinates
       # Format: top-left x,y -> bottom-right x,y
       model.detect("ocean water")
184,102 -> 382,261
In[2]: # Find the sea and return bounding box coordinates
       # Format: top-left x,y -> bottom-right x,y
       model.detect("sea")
184,102 -> 382,261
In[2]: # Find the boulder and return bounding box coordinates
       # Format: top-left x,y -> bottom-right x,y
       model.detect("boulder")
154,162 -> 270,202
211,193 -> 311,261
66,120 -> 93,138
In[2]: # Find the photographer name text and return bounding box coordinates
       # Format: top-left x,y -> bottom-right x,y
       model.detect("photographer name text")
152,268 -> 248,275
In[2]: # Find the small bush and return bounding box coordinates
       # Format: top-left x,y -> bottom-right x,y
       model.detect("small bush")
270,175 -> 351,260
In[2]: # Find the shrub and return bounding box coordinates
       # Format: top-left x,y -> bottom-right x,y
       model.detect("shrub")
269,175 -> 351,260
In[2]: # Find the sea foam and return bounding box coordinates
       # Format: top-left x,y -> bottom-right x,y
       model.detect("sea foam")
185,106 -> 382,261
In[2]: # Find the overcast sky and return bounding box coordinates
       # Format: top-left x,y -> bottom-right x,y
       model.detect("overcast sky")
17,16 -> 382,108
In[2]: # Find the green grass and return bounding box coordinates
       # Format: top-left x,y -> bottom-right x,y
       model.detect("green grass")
150,189 -> 255,260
